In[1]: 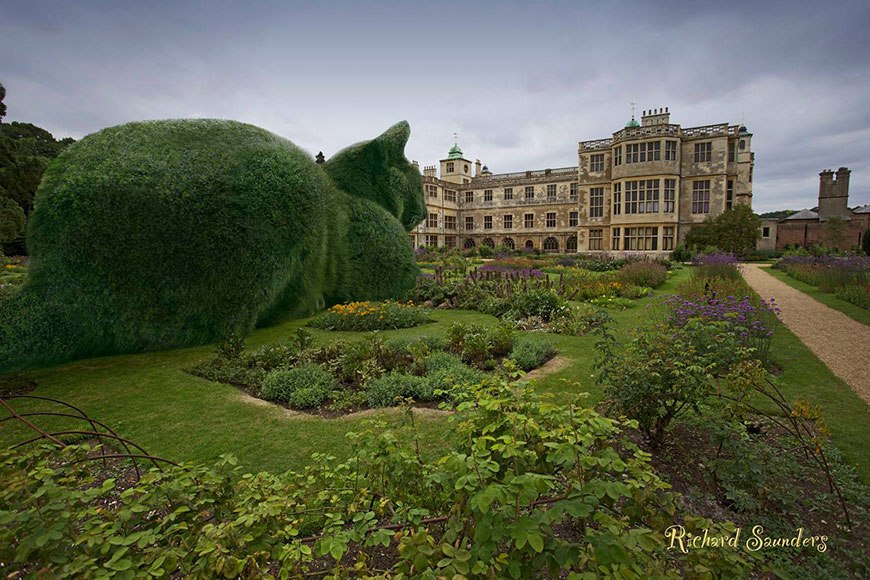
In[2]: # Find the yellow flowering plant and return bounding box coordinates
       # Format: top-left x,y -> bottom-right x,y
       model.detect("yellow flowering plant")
309,300 -> 430,331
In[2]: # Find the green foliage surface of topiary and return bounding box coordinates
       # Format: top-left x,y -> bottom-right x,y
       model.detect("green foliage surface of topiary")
0,119 -> 425,370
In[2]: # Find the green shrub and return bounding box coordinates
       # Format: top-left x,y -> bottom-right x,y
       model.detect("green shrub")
616,285 -> 653,299
287,385 -> 330,409
670,245 -> 694,262
547,304 -> 609,336
366,373 -> 428,407
1,119 -> 423,371
249,343 -> 299,371
425,364 -> 486,395
600,320 -> 748,447
616,262 -> 668,289
509,335 -> 556,371
425,351 -> 466,373
446,322 -> 515,367
505,289 -> 567,322
260,364 -> 334,405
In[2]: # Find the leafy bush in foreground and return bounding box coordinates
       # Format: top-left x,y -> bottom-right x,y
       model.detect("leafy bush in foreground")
0,378 -> 763,578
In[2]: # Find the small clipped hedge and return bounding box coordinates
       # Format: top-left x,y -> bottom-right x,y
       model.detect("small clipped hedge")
510,335 -> 557,371
260,364 -> 334,408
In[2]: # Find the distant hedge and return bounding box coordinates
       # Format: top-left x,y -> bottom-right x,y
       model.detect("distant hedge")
0,119 -> 424,370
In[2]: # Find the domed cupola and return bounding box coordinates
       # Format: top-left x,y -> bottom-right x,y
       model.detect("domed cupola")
447,143 -> 464,159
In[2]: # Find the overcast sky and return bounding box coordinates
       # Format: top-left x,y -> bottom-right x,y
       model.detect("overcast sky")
2,0 -> 869,212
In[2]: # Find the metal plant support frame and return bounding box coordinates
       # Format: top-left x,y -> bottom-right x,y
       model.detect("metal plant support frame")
1,394 -> 179,480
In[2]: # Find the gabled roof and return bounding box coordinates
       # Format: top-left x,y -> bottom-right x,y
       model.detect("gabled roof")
783,209 -> 819,221
853,204 -> 870,214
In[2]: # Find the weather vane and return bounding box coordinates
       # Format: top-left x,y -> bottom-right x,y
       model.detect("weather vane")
630,102 -> 637,119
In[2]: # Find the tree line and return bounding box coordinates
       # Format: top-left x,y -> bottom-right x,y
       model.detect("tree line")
0,82 -> 75,253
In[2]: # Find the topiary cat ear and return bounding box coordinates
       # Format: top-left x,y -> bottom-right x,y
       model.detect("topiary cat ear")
375,121 -> 410,158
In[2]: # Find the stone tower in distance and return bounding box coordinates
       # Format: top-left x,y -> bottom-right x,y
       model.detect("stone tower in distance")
818,167 -> 851,219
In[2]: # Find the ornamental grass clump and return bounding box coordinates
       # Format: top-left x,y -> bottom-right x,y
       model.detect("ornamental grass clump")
692,253 -> 742,280
616,261 -> 668,289
308,300 -> 430,331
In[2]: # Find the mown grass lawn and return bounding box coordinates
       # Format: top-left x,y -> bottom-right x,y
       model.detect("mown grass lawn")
2,266 -> 868,483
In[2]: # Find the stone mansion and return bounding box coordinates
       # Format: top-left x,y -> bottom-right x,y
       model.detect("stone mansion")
410,108 -> 754,254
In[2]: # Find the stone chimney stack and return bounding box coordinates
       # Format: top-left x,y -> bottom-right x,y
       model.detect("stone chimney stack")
818,167 -> 850,219
641,107 -> 671,127
475,159 -> 482,177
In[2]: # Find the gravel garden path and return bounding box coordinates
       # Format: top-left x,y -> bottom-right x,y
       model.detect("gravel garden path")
741,263 -> 870,404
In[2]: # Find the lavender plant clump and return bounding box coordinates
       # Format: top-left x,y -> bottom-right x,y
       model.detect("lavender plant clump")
664,293 -> 781,362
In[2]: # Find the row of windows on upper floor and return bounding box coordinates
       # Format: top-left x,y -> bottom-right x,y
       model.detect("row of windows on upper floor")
424,211 -> 580,230
589,139 -> 747,170
426,183 -> 580,203
590,226 -> 676,252
587,179 -> 736,217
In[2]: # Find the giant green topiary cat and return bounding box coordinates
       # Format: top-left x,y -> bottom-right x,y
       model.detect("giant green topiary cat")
0,119 -> 425,371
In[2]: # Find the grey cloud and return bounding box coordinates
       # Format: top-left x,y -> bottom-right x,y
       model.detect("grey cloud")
1,0 -> 869,213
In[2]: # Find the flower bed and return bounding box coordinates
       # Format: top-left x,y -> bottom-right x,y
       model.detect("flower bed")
308,300 -> 431,331
188,325 -> 556,415
776,255 -> 870,309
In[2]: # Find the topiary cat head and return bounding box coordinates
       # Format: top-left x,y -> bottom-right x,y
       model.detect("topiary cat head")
325,121 -> 425,231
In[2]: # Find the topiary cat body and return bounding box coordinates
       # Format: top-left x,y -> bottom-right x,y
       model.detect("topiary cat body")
0,119 -> 425,370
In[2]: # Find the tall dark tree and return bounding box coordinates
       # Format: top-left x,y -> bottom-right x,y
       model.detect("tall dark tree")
684,204 -> 761,258
0,122 -> 74,215
0,196 -> 25,244
0,82 -> 6,123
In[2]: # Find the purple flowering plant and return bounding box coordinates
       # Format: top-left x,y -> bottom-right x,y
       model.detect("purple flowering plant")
663,293 -> 781,363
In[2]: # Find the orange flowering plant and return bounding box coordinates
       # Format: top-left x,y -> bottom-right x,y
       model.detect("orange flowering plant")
309,300 -> 431,331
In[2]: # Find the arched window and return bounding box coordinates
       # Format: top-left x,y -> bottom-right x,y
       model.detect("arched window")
543,237 -> 559,253
482,237 -> 495,248
463,238 -> 476,249
502,238 -> 515,250
739,139 -> 746,150
524,240 -> 535,250
566,236 -> 578,252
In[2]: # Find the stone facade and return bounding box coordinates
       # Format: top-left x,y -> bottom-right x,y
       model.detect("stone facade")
411,108 -> 754,255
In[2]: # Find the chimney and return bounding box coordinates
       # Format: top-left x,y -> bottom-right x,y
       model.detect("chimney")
641,107 -> 670,127
818,167 -> 850,219
475,159 -> 481,177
